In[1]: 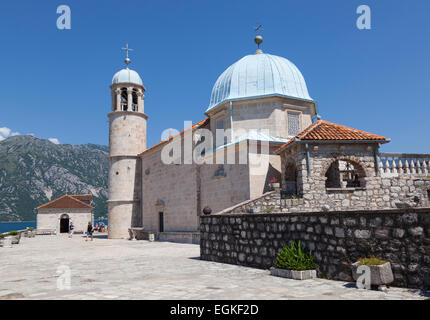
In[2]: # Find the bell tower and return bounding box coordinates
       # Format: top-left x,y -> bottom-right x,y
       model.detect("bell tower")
108,44 -> 147,239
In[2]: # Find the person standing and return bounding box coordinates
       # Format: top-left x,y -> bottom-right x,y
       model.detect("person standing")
85,222 -> 94,241
68,221 -> 74,238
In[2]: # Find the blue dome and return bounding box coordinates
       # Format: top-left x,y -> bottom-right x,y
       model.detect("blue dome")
112,68 -> 143,85
207,53 -> 313,112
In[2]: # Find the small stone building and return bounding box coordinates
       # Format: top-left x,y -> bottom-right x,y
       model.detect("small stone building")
36,194 -> 94,233
276,120 -> 430,211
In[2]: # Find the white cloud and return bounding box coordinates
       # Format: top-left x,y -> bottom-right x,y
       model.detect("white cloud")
0,127 -> 11,138
0,125 -> 60,144
48,138 -> 60,144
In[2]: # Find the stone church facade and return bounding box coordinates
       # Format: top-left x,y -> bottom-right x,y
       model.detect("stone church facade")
107,37 -> 430,241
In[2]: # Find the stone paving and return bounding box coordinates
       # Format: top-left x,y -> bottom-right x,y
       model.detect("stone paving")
0,234 -> 428,300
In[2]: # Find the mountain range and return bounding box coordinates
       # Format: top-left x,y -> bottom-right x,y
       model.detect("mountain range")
0,135 -> 108,222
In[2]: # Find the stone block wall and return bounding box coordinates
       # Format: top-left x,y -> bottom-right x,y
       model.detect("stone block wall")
37,208 -> 92,233
200,208 -> 430,289
216,175 -> 430,216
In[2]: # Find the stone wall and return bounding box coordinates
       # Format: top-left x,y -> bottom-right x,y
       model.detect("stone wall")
141,149 -> 199,232
141,143 -> 253,234
37,208 -> 93,233
230,97 -> 314,142
218,175 -> 430,216
200,208 -> 430,289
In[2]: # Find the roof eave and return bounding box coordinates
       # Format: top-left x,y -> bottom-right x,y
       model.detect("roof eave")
276,138 -> 390,154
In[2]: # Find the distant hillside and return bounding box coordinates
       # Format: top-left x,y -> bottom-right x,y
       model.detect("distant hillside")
0,135 -> 108,222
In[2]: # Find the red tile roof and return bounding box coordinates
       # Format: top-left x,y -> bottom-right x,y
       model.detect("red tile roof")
140,118 -> 210,155
37,194 -> 93,210
276,120 -> 387,153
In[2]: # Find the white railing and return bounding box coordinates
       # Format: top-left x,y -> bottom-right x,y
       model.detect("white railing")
378,153 -> 430,177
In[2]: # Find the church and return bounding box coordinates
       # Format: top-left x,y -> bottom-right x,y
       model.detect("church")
106,36 -> 430,241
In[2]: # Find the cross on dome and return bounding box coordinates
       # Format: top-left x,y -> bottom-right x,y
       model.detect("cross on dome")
121,43 -> 134,66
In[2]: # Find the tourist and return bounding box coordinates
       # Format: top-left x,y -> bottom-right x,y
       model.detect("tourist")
68,221 -> 74,238
85,222 -> 94,241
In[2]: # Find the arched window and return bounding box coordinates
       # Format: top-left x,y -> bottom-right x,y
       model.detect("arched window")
120,88 -> 128,111
325,160 -> 365,188
132,90 -> 138,112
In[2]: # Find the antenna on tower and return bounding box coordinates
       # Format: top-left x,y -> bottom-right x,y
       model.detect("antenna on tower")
121,43 -> 134,67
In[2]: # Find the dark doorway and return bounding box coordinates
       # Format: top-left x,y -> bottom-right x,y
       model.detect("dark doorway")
159,212 -> 164,233
60,214 -> 69,233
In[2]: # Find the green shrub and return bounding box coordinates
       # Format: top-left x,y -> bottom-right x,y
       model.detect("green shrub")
274,241 -> 317,271
27,227 -> 34,231
8,231 -> 18,236
358,256 -> 387,266
0,233 -> 5,238
266,206 -> 275,214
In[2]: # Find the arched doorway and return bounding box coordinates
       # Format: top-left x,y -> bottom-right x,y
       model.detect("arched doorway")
60,214 -> 69,233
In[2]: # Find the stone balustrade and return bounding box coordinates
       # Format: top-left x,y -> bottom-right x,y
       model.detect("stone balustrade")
379,153 -> 430,177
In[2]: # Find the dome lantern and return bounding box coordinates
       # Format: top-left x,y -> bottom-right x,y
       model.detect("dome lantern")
111,43 -> 143,86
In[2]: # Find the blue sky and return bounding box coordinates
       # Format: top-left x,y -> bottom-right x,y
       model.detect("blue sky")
0,0 -> 429,153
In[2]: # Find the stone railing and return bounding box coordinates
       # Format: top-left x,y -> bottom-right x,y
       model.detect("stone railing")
379,153 -> 430,177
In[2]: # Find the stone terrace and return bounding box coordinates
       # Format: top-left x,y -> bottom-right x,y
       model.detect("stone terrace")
0,234 -> 428,300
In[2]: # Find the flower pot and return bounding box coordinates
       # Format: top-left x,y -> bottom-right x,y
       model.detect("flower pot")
270,267 -> 316,280
149,233 -> 155,242
0,237 -> 13,248
351,262 -> 394,286
270,183 -> 280,190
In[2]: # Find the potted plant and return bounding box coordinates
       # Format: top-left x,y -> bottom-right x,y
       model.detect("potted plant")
0,233 -> 13,248
352,256 -> 394,287
148,232 -> 155,242
270,241 -> 317,280
8,231 -> 21,244
269,177 -> 280,189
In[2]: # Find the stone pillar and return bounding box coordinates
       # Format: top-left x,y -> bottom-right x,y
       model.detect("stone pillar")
115,89 -> 121,111
127,88 -> 133,111
138,91 -> 144,113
